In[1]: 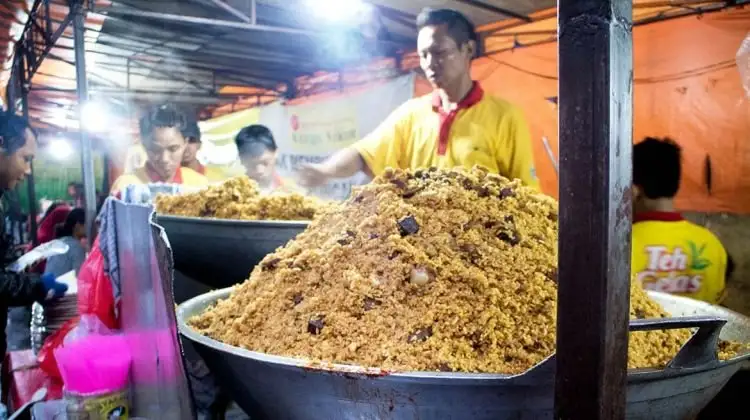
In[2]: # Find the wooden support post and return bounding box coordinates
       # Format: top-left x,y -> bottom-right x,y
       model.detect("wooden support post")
555,0 -> 634,419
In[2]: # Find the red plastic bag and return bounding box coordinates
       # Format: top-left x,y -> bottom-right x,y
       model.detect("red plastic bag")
38,314 -> 116,381
40,236 -> 119,380
38,316 -> 79,380
77,236 -> 118,330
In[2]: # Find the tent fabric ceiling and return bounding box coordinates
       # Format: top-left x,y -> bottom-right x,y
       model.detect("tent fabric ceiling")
1,0 -> 560,130
0,0 -> 744,132
0,0 -> 34,107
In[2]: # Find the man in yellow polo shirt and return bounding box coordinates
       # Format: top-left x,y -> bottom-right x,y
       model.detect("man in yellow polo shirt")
111,104 -> 208,193
298,8 -> 537,188
631,137 -> 733,305
181,117 -> 226,183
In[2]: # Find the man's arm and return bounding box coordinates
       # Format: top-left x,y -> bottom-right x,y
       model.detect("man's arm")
297,148 -> 369,188
0,270 -> 46,307
298,100 -> 412,187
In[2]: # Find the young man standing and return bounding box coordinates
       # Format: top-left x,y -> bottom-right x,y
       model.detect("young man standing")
181,118 -> 225,183
298,8 -> 538,189
234,124 -> 299,193
111,104 -> 209,193
631,137 -> 733,304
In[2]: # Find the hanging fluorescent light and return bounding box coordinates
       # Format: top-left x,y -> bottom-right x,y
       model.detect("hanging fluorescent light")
306,0 -> 372,24
80,101 -> 110,133
49,137 -> 73,161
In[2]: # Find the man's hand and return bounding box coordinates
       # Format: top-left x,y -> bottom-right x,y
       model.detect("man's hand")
297,147 -> 368,188
297,163 -> 332,188
41,272 -> 68,301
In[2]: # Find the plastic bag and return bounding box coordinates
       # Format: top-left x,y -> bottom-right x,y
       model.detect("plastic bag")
37,316 -> 79,381
38,314 -> 115,382
738,32 -> 750,98
118,183 -> 204,205
121,183 -> 186,204
7,239 -> 69,273
55,334 -> 131,395
64,314 -> 114,345
77,236 -> 118,330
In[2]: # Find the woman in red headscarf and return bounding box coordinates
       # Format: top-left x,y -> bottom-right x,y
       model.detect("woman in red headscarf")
37,202 -> 72,245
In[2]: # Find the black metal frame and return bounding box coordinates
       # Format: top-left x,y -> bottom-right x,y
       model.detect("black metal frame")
6,0 -> 80,121
15,0 -> 419,116
555,0 -> 633,417
4,0 -> 99,247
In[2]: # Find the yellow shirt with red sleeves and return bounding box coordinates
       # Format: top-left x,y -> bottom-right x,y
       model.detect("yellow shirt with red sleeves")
110,165 -> 209,194
631,211 -> 728,305
353,82 -> 538,188
194,164 -> 227,183
269,172 -> 302,194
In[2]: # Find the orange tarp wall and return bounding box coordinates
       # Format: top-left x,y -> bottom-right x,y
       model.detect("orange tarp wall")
439,7 -> 749,213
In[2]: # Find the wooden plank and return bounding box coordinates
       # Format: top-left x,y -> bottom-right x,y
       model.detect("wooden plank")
555,0 -> 634,419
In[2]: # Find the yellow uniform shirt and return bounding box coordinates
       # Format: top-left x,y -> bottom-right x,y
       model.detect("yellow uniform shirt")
273,175 -> 302,194
196,165 -> 227,183
256,173 -> 303,194
631,212 -> 728,304
111,166 -> 209,194
354,82 -> 538,188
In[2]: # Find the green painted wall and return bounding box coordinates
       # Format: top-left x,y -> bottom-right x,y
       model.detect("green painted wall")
15,152 -> 105,213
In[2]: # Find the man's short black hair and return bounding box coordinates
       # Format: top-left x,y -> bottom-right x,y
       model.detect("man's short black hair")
416,8 -> 479,55
56,208 -> 85,239
633,137 -> 682,199
235,124 -> 277,158
0,112 -> 35,155
139,103 -> 188,143
183,117 -> 201,143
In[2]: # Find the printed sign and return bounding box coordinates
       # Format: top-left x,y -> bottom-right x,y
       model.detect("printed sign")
635,241 -> 712,294
288,111 -> 358,155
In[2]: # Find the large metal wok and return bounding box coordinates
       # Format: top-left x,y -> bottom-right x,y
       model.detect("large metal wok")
177,289 -> 750,420
155,215 -> 308,289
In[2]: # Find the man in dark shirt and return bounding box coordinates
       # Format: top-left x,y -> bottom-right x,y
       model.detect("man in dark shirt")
0,113 -> 68,354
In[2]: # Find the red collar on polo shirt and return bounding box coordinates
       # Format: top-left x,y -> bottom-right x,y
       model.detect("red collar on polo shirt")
272,172 -> 284,188
633,211 -> 684,223
145,162 -> 183,184
431,82 -> 484,156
